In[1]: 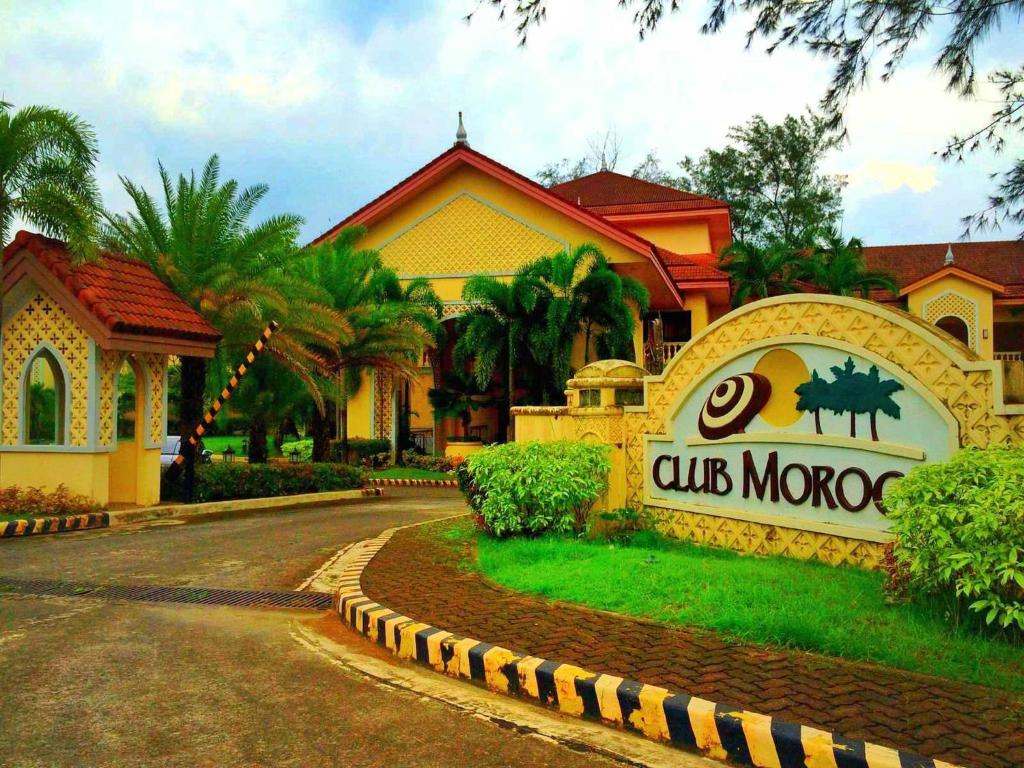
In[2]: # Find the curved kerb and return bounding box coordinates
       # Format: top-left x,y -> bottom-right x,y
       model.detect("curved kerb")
334,527 -> 960,768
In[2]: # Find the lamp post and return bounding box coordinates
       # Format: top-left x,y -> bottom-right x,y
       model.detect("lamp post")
289,447 -> 301,464
223,445 -> 236,464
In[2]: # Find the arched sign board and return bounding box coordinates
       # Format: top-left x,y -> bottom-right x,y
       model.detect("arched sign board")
644,339 -> 960,541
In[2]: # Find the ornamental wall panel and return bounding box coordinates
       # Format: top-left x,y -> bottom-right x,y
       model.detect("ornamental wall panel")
2,291 -> 91,446
378,193 -> 564,276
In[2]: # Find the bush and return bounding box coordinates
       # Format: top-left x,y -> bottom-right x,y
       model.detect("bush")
885,446 -> 1024,632
401,449 -> 457,473
0,484 -> 102,517
461,441 -> 611,538
280,438 -> 313,462
328,438 -> 391,465
162,462 -> 366,503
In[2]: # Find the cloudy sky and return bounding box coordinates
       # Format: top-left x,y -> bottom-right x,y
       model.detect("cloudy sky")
2,0 -> 1019,246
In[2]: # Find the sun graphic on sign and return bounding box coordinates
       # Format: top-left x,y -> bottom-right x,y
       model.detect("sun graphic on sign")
752,349 -> 810,427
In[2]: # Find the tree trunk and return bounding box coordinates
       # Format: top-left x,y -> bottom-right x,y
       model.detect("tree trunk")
248,417 -> 269,464
178,356 -> 208,437
339,401 -> 350,464
869,412 -> 879,442
813,409 -> 821,435
310,404 -> 331,462
849,410 -> 856,438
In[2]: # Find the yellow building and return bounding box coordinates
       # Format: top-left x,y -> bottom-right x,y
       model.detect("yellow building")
313,119 -> 733,453
1,231 -> 220,506
864,240 -> 1024,362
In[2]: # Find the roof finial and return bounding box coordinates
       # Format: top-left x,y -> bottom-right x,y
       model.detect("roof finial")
945,243 -> 955,266
455,111 -> 469,147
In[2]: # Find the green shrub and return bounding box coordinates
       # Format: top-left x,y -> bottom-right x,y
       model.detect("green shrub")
884,446 -> 1024,632
280,438 -> 313,462
401,449 -> 457,473
328,437 -> 391,465
162,462 -> 366,503
0,484 -> 102,518
462,441 -> 611,537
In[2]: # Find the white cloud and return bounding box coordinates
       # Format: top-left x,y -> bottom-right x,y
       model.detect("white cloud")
0,0 -> 1018,245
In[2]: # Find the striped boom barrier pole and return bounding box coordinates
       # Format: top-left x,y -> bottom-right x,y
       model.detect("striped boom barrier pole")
165,321 -> 279,484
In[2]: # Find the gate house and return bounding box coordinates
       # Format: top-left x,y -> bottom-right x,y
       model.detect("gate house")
1,231 -> 220,506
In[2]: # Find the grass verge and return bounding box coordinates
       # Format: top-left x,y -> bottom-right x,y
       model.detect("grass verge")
371,467 -> 452,481
462,525 -> 1024,693
201,435 -> 276,457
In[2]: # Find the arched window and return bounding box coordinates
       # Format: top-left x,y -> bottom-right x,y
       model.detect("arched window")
116,359 -> 138,441
24,349 -> 66,445
936,315 -> 971,347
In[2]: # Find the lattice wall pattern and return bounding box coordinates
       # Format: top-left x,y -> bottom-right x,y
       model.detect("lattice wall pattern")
923,291 -> 977,350
648,507 -> 885,568
380,194 -> 563,276
374,369 -> 394,441
142,354 -> 166,445
2,292 -> 91,446
98,349 -> 122,447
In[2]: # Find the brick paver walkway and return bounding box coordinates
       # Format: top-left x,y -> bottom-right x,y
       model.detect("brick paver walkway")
362,520 -> 1024,768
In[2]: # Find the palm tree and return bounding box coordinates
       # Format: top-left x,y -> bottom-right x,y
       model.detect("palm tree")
0,101 -> 102,259
862,365 -> 904,441
296,227 -> 441,461
527,243 -> 650,397
454,266 -> 543,439
794,369 -> 831,434
803,228 -> 898,297
103,155 -> 346,441
718,239 -> 805,308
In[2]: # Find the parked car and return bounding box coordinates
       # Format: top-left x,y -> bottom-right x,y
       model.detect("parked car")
160,436 -> 213,466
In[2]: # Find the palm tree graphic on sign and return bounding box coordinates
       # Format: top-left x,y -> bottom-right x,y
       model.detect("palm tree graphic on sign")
795,357 -> 904,440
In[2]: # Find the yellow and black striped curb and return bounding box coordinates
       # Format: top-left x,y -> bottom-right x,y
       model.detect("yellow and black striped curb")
2,512 -> 109,539
370,477 -> 458,489
360,487 -> 384,496
335,529 -> 961,768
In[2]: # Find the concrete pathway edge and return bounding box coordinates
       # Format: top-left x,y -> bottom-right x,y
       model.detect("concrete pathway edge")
1,487 -> 384,539
335,524 -> 962,768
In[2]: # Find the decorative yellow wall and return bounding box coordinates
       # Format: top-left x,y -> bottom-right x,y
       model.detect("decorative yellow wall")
906,275 -> 994,359
2,291 -> 90,446
0,452 -> 110,504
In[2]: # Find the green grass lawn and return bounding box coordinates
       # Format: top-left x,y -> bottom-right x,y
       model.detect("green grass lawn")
201,435 -> 277,457
459,525 -> 1024,693
371,467 -> 452,481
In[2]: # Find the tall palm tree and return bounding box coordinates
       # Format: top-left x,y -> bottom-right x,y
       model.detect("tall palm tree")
718,239 -> 806,308
297,227 -> 441,461
103,155 -> 346,440
527,243 -> 650,397
803,228 -> 898,298
454,266 -> 543,440
0,101 -> 102,259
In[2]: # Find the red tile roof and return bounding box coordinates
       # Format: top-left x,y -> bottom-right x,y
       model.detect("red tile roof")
657,248 -> 730,283
863,240 -> 1024,300
550,171 -> 728,215
4,231 -> 222,343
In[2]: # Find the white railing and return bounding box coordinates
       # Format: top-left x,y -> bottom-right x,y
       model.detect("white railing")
663,341 -> 687,360
995,351 -> 1023,362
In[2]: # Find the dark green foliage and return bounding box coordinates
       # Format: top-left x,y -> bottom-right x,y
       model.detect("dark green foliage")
329,437 -> 390,464
27,383 -> 57,445
0,100 -> 101,259
680,113 -> 844,245
162,462 -> 366,503
885,447 -> 1024,635
460,441 -> 611,537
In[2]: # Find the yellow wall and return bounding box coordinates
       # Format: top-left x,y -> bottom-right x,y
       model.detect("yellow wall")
408,371 -> 434,429
346,370 -> 373,439
684,292 -> 710,335
0,452 -> 111,506
108,440 -> 138,502
626,221 -> 711,255
906,276 -> 994,359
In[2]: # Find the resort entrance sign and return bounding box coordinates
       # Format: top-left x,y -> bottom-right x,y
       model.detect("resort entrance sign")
644,341 -> 959,539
